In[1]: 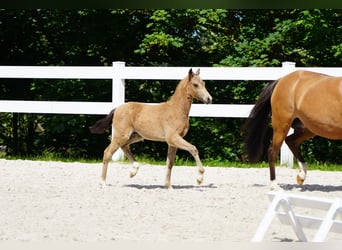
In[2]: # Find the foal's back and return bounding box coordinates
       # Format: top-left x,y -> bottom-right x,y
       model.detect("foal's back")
113,101 -> 187,142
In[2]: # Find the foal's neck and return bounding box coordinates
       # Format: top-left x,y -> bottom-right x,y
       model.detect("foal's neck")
168,80 -> 193,115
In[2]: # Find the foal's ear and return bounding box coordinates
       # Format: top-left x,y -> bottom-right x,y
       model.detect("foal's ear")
188,68 -> 194,80
195,69 -> 200,75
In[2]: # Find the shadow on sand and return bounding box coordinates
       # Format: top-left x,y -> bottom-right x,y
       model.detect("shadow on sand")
280,183 -> 342,192
123,183 -> 217,190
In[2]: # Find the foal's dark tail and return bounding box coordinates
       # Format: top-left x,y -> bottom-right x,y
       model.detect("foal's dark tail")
243,80 -> 279,162
89,109 -> 115,134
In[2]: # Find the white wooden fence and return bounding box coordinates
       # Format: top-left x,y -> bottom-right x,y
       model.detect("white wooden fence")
252,190 -> 342,242
1,61 -> 342,165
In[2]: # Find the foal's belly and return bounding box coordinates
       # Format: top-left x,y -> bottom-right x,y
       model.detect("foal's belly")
135,129 -> 166,142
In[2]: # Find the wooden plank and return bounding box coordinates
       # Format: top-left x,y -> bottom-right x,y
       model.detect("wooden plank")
123,66 -> 287,80
1,65 -> 340,81
0,101 -> 114,115
0,101 -> 253,117
260,191 -> 342,241
276,212 -> 342,233
268,191 -> 337,211
190,104 -> 253,118
0,66 -> 114,79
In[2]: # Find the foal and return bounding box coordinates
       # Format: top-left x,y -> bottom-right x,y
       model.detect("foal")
89,69 -> 212,188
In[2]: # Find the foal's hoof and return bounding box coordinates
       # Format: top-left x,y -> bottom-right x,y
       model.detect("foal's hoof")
196,176 -> 203,185
100,181 -> 107,188
296,175 -> 305,186
129,171 -> 137,178
130,162 -> 139,178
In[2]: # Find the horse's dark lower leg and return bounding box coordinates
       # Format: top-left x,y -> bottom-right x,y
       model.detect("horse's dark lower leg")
165,146 -> 177,188
268,126 -> 289,188
285,128 -> 315,185
268,142 -> 283,190
285,128 -> 314,162
268,144 -> 277,181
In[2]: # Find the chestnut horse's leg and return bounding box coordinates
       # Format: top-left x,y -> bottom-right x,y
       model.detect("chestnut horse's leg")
166,135 -> 205,186
268,120 -> 291,189
165,146 -> 177,188
285,128 -> 315,185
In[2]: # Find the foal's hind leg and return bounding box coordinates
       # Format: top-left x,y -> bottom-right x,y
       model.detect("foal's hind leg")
102,140 -> 120,185
120,133 -> 144,178
167,135 -> 205,186
101,128 -> 134,186
285,128 -> 315,186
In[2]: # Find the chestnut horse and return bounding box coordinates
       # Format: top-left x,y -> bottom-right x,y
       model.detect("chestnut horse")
89,69 -> 212,188
244,70 -> 342,188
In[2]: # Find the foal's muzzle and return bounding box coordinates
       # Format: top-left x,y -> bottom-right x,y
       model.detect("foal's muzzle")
205,95 -> 213,104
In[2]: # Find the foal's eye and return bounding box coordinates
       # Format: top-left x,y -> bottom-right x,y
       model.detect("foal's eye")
193,83 -> 199,88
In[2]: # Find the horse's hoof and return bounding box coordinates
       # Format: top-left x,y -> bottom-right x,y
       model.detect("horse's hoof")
129,171 -> 137,178
130,162 -> 139,178
270,180 -> 281,190
296,175 -> 305,186
196,177 -> 203,185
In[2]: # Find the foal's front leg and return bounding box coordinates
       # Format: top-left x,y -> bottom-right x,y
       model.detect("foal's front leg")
165,146 -> 177,188
167,135 -> 205,186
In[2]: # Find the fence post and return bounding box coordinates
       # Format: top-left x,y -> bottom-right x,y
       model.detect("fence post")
111,61 -> 126,161
280,62 -> 296,168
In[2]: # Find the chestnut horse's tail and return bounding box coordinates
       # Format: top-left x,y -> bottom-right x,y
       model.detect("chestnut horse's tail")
243,80 -> 279,162
89,109 -> 115,134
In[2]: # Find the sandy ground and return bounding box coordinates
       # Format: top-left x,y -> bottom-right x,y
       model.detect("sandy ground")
0,159 -> 341,243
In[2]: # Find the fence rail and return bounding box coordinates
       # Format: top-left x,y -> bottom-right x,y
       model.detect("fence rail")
1,61 -> 342,165
252,190 -> 342,242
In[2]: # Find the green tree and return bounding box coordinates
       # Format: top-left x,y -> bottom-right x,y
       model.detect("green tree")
218,9 -> 342,163
135,9 -> 236,66
220,9 -> 342,67
0,9 -> 152,158
1,9 -> 342,164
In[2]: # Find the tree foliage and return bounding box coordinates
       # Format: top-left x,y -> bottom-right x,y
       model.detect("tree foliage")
0,9 -> 342,164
